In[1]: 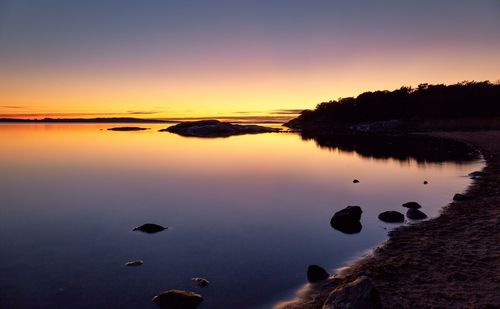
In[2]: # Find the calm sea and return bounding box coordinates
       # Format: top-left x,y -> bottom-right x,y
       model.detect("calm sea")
0,124 -> 483,308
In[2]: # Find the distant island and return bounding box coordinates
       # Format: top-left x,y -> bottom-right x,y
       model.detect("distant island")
160,120 -> 281,137
0,117 -> 170,123
285,81 -> 500,133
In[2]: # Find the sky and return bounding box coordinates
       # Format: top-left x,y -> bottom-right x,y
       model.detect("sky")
0,0 -> 499,120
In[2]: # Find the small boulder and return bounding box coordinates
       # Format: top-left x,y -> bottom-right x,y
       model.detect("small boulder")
453,193 -> 470,201
406,208 -> 427,220
323,276 -> 382,309
402,202 -> 422,209
330,206 -> 363,234
423,181 -> 428,185
353,179 -> 360,183
378,211 -> 404,223
133,223 -> 167,234
191,277 -> 209,287
152,290 -> 203,309
125,260 -> 144,266
307,265 -> 330,283
468,171 -> 484,179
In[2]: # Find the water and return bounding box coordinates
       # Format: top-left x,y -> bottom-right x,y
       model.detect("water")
0,124 -> 483,308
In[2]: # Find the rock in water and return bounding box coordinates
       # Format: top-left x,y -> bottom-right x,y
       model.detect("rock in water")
353,179 -> 360,183
378,211 -> 404,223
307,265 -> 330,283
323,276 -> 382,309
133,223 -> 167,234
330,206 -> 363,234
152,290 -> 203,309
125,260 -> 144,266
402,202 -> 422,209
406,208 -> 428,220
159,120 -> 280,138
453,193 -> 470,201
107,127 -> 150,131
423,181 -> 428,185
191,277 -> 209,287
468,171 -> 484,179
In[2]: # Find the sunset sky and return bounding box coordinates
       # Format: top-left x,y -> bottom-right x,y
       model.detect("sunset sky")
0,0 -> 499,120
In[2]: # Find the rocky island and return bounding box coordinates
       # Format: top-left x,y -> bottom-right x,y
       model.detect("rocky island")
160,120 -> 281,137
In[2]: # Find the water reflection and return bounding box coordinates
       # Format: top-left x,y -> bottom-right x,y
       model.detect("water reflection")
0,124 -> 483,309
301,133 -> 479,163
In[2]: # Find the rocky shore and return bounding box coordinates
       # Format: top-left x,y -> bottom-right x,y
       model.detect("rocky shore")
277,131 -> 500,308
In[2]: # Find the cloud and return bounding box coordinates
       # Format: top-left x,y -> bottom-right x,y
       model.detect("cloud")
0,105 -> 24,109
274,109 -> 305,114
127,110 -> 159,115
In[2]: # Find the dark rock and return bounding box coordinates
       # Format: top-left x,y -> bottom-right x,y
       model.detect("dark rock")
468,171 -> 484,179
451,272 -> 468,281
330,206 -> 363,234
353,179 -> 360,183
191,277 -> 209,287
323,276 -> 382,309
152,290 -> 203,309
402,202 -> 422,209
378,211 -> 404,223
107,127 -> 149,131
453,193 -> 470,201
159,120 -> 280,137
307,265 -> 330,283
133,223 -> 167,234
406,208 -> 428,220
125,260 -> 144,266
423,181 -> 428,185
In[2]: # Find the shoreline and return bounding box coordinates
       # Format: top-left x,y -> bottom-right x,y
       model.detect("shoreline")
276,131 -> 500,308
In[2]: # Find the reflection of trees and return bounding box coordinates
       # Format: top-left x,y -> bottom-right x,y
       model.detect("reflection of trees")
302,133 -> 478,164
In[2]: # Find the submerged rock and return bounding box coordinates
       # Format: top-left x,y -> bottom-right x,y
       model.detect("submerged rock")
159,120 -> 281,137
307,265 -> 330,283
152,290 -> 203,309
378,211 -> 404,223
323,276 -> 382,309
107,127 -> 150,131
125,260 -> 144,266
406,208 -> 428,220
423,181 -> 428,185
133,223 -> 167,234
453,193 -> 470,201
191,277 -> 209,287
330,206 -> 363,234
353,179 -> 360,183
402,202 -> 422,209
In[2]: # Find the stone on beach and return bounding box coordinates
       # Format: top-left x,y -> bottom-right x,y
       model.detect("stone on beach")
125,260 -> 144,266
152,290 -> 203,309
307,265 -> 330,283
378,211 -> 405,223
423,181 -> 428,184
191,277 -> 210,287
353,179 -> 360,183
402,202 -> 422,209
330,206 -> 363,234
406,208 -> 427,220
132,223 -> 167,234
323,276 -> 382,309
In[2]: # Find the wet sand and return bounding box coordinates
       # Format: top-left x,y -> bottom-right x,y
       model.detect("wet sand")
277,131 -> 500,308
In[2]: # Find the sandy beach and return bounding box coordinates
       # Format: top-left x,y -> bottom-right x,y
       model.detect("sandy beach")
278,131 -> 500,308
